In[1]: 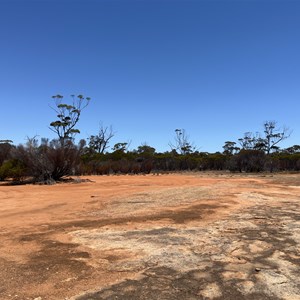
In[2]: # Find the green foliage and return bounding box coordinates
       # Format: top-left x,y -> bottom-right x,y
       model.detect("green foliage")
223,141 -> 239,155
2,111 -> 299,181
229,150 -> 266,172
0,159 -> 25,181
112,142 -> 128,152
0,140 -> 13,144
0,141 -> 14,165
49,94 -> 90,145
283,145 -> 300,154
137,144 -> 156,156
201,153 -> 227,170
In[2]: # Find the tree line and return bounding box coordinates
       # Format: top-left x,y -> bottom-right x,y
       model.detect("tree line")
0,95 -> 299,183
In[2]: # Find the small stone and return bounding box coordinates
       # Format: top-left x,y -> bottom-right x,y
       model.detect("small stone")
255,267 -> 261,272
260,232 -> 268,238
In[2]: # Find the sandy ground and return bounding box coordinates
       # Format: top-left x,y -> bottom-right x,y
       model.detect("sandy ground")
0,172 -> 299,300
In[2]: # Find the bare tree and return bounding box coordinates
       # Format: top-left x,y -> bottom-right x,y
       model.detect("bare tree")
88,123 -> 115,154
263,121 -> 291,154
238,121 -> 291,155
169,129 -> 195,155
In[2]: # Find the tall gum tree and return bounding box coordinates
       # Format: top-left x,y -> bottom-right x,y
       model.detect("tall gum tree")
49,94 -> 91,146
263,121 -> 291,154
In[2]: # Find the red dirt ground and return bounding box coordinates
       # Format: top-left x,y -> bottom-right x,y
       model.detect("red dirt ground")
0,173 -> 299,299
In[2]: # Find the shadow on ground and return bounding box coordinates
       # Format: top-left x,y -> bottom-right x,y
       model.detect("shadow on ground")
74,202 -> 300,300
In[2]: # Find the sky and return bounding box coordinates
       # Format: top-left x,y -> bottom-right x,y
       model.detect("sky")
0,0 -> 299,153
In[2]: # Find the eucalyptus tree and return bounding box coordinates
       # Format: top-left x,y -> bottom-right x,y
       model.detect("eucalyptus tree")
88,124 -> 114,154
49,94 -> 91,146
238,121 -> 291,154
169,129 -> 195,155
262,121 -> 291,154
46,94 -> 91,180
223,141 -> 240,155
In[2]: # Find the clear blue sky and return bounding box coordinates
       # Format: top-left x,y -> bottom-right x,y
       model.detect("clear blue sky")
1,0 -> 299,152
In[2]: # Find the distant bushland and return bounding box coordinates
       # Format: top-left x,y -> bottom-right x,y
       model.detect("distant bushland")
0,97 -> 299,184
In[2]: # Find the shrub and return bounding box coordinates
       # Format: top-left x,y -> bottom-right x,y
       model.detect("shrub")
0,159 -> 26,181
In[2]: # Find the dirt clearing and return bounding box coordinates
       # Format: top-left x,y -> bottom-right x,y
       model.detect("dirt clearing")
0,173 -> 299,299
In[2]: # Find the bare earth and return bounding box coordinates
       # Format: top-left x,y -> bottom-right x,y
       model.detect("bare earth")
0,173 -> 300,300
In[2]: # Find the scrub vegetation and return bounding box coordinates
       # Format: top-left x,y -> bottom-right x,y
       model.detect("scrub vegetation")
0,95 -> 299,183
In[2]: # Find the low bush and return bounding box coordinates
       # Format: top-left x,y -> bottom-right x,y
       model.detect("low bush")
0,159 -> 26,181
